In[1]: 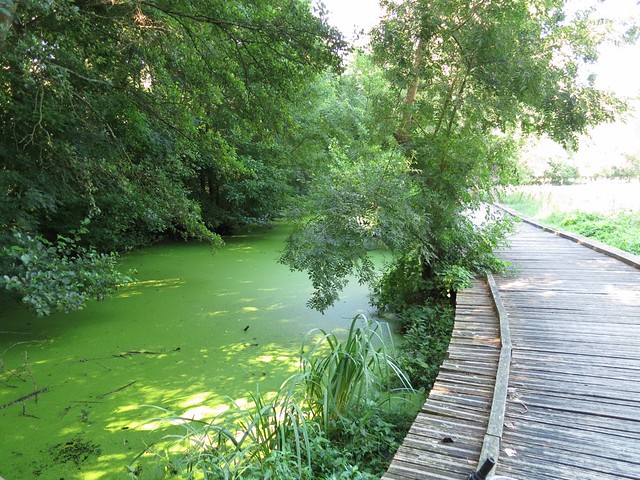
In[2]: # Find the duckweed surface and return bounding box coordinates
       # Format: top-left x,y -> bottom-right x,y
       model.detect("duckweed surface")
0,225 -> 386,479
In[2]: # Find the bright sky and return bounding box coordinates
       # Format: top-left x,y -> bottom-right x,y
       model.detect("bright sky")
569,0 -> 640,98
315,0 -> 383,44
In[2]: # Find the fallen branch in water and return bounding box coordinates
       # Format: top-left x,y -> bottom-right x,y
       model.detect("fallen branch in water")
1,340 -> 45,357
96,380 -> 136,399
0,387 -> 49,410
112,347 -> 181,358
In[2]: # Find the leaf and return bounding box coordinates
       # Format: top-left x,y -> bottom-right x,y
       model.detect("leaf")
20,253 -> 31,265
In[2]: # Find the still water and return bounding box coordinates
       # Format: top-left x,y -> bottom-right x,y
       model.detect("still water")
0,224 -> 388,479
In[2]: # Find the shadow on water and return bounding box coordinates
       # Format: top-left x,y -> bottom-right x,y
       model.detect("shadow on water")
0,224 -> 392,479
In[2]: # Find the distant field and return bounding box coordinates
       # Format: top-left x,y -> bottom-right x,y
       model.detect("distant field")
501,181 -> 640,218
499,181 -> 640,255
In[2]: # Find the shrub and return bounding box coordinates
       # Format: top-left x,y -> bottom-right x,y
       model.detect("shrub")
1,228 -> 130,316
545,211 -> 640,255
544,160 -> 580,185
396,304 -> 455,390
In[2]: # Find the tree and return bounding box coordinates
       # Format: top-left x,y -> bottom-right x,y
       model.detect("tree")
608,153 -> 640,181
1,0 -> 344,314
281,0 -> 627,311
544,160 -> 581,184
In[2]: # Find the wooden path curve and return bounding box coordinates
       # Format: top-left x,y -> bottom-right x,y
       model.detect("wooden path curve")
383,216 -> 640,480
382,277 -> 501,479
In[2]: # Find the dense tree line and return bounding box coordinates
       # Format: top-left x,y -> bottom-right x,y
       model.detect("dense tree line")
1,0 -> 633,315
1,0 -> 344,313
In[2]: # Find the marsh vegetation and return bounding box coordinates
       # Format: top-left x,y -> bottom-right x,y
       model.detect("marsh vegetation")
2,0 -> 635,478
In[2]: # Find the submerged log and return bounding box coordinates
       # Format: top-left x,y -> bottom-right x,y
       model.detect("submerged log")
0,387 -> 49,410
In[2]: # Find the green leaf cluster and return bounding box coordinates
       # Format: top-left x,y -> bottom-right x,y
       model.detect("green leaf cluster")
1,229 -> 130,316
395,304 -> 455,390
1,0 -> 345,313
280,0 -> 628,312
544,160 -> 581,185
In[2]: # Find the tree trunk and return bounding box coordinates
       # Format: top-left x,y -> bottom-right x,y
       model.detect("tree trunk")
394,35 -> 425,145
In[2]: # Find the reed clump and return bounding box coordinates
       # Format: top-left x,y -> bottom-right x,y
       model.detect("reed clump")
133,315 -> 419,479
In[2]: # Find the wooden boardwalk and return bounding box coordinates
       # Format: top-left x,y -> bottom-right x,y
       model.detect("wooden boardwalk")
494,221 -> 640,479
383,278 -> 501,479
384,219 -> 640,479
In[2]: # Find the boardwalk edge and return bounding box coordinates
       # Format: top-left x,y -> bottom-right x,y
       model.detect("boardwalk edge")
495,203 -> 640,270
478,272 -> 512,476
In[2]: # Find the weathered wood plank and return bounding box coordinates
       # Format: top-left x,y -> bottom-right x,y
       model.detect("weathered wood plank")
493,221 -> 640,479
386,217 -> 640,480
382,278 -> 499,479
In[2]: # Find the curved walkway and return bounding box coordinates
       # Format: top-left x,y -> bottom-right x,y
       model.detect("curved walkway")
383,217 -> 640,479
382,278 -> 501,479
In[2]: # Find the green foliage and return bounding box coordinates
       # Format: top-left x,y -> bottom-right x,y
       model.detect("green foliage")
300,315 -> 413,433
374,0 -> 624,145
395,304 -> 455,390
373,252 -> 430,311
601,154 -> 640,181
140,316 -> 418,479
1,0 -> 344,253
544,160 -> 581,185
1,0 -> 347,313
282,0 -> 623,314
435,264 -> 473,298
545,210 -> 640,255
280,145 -> 427,312
137,389 -> 312,480
370,209 -> 510,311
0,0 -> 15,45
1,228 -> 130,316
307,408 -> 414,479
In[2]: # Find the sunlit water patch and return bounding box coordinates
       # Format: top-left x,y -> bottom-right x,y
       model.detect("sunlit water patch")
0,224 -> 392,479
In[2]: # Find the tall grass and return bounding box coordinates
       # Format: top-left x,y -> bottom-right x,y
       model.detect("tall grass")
299,314 -> 413,433
136,387 -> 312,479
132,315 -> 416,479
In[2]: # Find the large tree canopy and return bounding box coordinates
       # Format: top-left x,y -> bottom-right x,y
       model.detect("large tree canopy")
1,0 -> 343,247
1,0 -> 344,314
2,0 -> 633,316
281,0 -> 628,312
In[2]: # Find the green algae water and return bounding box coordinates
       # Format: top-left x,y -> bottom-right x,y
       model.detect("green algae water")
0,225 -> 390,480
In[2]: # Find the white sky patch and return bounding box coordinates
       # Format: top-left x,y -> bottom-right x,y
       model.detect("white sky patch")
566,0 -> 640,98
315,0 -> 383,44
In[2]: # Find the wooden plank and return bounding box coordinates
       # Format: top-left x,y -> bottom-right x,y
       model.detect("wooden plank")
493,220 -> 640,479
382,278 -> 499,479
387,217 -> 640,480
505,403 -> 640,437
476,273 -> 511,473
